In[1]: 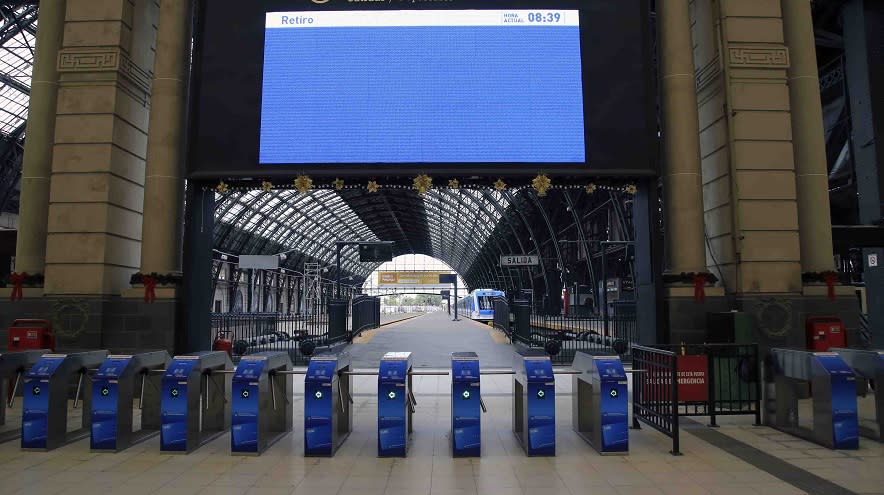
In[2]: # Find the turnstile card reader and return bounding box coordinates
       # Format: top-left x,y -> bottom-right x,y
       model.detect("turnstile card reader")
231,351 -> 293,455
378,352 -> 413,457
21,350 -> 109,450
830,348 -> 883,442
90,351 -> 169,452
0,350 -> 47,443
160,351 -> 231,453
768,349 -> 859,449
513,349 -> 555,456
572,352 -> 628,455
304,352 -> 352,457
451,352 -> 481,457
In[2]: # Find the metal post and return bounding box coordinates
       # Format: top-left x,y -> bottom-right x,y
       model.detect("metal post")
671,353 -> 681,455
601,244 -> 608,335
335,242 -> 342,299
453,279 -> 459,321
707,350 -> 717,427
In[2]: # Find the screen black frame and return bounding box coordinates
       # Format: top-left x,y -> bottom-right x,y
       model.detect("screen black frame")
187,0 -> 658,179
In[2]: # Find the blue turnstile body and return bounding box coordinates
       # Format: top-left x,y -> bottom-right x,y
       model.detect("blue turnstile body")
513,349 -> 555,456
90,351 -> 169,452
0,350 -> 47,443
304,352 -> 352,457
451,352 -> 481,457
377,352 -> 413,457
231,351 -> 292,455
21,350 -> 109,450
160,351 -> 231,453
767,349 -> 859,449
572,352 -> 628,454
830,348 -> 884,442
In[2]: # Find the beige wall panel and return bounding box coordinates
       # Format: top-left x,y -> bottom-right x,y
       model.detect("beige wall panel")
703,175 -> 731,210
725,18 -> 785,44
52,143 -> 145,184
56,85 -> 117,115
738,262 -> 802,293
46,232 -> 140,267
111,115 -> 148,156
113,87 -> 151,132
47,203 -> 142,240
54,114 -> 115,144
732,141 -> 795,169
62,21 -> 127,48
701,146 -> 729,182
49,173 -> 143,212
732,111 -> 793,141
738,201 -> 799,231
699,118 -> 729,157
44,264 -> 133,295
728,68 -> 789,81
703,204 -> 733,238
698,99 -> 726,134
65,0 -> 125,22
740,231 -> 800,262
731,82 -> 791,111
705,233 -> 737,265
735,171 -> 797,200
722,0 -> 783,18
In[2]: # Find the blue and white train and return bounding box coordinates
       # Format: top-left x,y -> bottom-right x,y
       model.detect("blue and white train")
456,289 -> 505,321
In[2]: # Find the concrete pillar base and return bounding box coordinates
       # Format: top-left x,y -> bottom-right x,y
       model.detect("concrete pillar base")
0,296 -> 178,353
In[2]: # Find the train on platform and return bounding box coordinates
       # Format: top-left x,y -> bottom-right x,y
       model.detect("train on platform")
456,289 -> 505,321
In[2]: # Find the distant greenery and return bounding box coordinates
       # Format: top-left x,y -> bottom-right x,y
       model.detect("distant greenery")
384,294 -> 442,306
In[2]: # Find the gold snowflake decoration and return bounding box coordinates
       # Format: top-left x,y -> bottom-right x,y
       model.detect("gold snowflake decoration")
585,183 -> 597,195
367,180 -> 379,193
532,174 -> 552,197
448,179 -> 460,189
261,181 -> 273,192
333,178 -> 345,191
625,184 -> 638,195
494,178 -> 507,191
293,175 -> 313,194
413,174 -> 433,195
216,181 -> 229,194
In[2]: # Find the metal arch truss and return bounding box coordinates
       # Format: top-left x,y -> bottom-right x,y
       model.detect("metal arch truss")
213,185 -> 637,314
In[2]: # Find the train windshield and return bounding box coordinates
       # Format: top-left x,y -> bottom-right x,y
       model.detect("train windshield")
478,295 -> 495,310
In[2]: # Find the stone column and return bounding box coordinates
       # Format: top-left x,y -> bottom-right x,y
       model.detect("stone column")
140,0 -> 192,275
13,0 -> 66,275
781,0 -> 835,274
659,0 -> 707,275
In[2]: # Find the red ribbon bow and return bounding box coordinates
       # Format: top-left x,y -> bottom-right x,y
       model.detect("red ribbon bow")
143,276 -> 157,303
9,272 -> 26,301
823,273 -> 837,301
693,273 -> 707,303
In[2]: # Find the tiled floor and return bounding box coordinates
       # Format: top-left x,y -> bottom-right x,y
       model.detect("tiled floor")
0,314 -> 881,495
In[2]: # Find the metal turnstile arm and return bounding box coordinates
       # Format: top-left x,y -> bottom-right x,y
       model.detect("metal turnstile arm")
7,370 -> 22,408
479,396 -> 487,413
72,371 -> 85,409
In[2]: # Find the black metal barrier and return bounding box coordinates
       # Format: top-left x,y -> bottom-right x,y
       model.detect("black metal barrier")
652,343 -> 761,427
528,313 -> 636,364
211,312 -> 327,364
631,345 -> 680,455
351,295 -> 381,339
511,300 -> 531,345
328,299 -> 349,345
492,297 -> 511,337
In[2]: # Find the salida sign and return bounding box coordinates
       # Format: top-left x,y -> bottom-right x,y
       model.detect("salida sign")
643,355 -> 708,403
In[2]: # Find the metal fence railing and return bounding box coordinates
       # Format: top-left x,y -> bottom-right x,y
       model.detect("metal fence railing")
492,297 -> 511,336
528,313 -> 636,364
211,311 -> 330,365
352,295 -> 381,338
632,345 -> 680,455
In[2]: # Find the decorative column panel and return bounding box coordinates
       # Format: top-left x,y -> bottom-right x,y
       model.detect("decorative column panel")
714,0 -> 802,295
44,0 -> 158,295
14,0 -> 67,276
781,0 -> 835,274
140,0 -> 192,276
659,0 -> 706,275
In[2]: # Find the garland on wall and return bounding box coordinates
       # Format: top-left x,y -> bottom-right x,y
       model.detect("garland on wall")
210,174 -> 639,197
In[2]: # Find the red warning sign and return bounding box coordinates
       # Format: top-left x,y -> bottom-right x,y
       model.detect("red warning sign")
676,355 -> 708,402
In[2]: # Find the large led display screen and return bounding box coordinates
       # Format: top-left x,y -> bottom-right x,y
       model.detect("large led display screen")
259,10 -> 585,164
188,0 -> 656,178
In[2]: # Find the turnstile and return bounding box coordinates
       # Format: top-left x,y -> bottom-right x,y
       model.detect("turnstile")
513,349 -> 555,456
231,351 -> 293,455
304,352 -> 352,457
160,351 -> 232,453
21,350 -> 109,450
830,348 -> 883,442
90,351 -> 170,452
451,352 -> 481,457
378,352 -> 414,457
766,349 -> 859,449
572,352 -> 628,455
0,349 -> 47,443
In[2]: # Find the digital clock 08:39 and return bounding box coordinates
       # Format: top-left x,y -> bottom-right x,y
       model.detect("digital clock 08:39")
527,12 -> 562,23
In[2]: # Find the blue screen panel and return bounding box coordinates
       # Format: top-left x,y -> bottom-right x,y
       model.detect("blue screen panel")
260,10 -> 585,164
